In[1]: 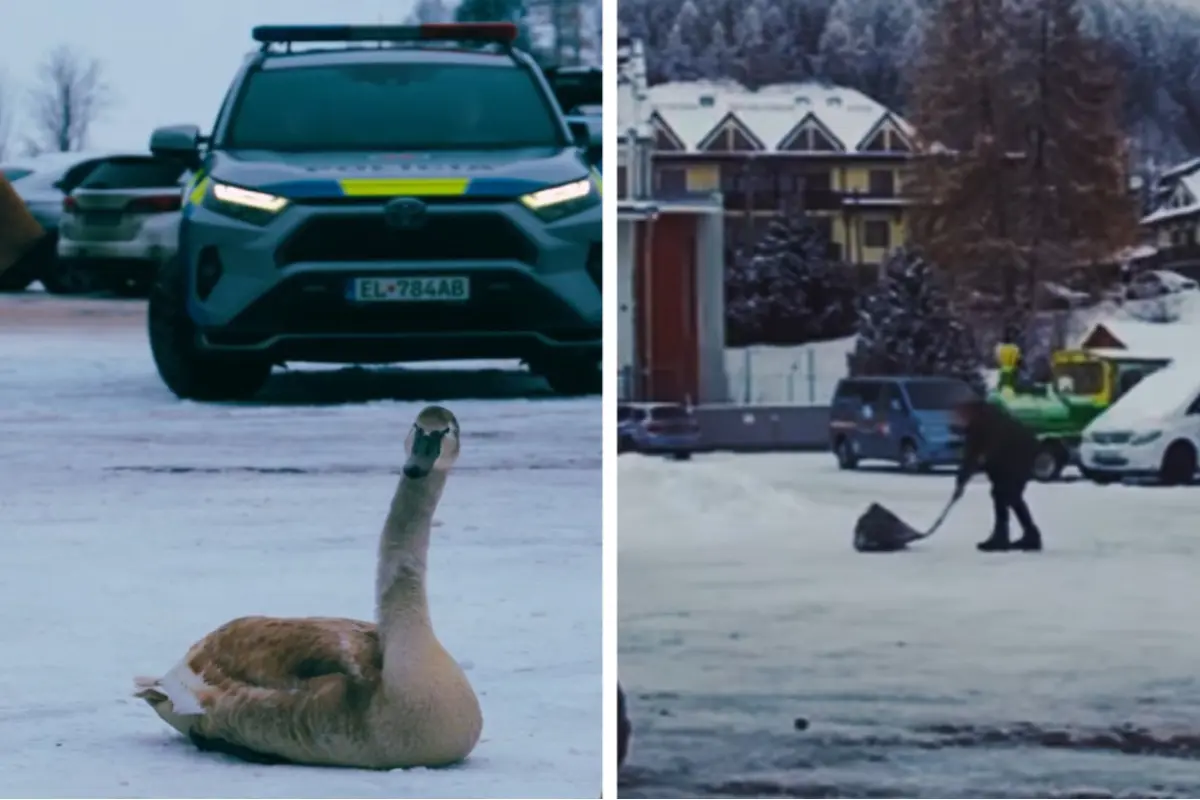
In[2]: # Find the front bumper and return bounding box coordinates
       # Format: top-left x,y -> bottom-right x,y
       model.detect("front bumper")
1079,443 -> 1161,474
59,238 -> 175,262
181,195 -> 601,364
635,433 -> 701,453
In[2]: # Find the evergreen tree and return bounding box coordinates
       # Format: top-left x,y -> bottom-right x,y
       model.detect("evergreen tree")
725,214 -> 857,346
700,21 -> 736,80
905,0 -> 1025,313
849,249 -> 983,390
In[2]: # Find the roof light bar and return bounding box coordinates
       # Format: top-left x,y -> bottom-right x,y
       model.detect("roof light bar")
251,23 -> 519,46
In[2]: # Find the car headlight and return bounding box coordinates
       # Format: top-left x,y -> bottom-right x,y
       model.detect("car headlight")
1130,430 -> 1162,446
203,180 -> 289,225
520,178 -> 598,222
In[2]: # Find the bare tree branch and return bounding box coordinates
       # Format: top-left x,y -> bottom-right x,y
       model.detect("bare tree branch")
25,44 -> 112,154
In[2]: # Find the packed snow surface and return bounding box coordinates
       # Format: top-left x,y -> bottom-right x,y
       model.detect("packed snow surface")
619,452 -> 1200,798
0,296 -> 600,798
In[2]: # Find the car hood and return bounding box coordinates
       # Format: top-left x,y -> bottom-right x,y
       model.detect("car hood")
206,148 -> 592,201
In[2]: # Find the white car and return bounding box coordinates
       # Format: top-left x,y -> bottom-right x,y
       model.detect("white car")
57,155 -> 190,296
1125,269 -> 1199,299
1079,360 -> 1200,485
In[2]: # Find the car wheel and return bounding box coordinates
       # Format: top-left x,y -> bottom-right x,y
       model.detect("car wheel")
899,439 -> 922,473
535,357 -> 600,396
671,451 -> 692,461
835,437 -> 858,470
148,255 -> 271,402
0,233 -> 55,292
41,256 -> 99,295
1159,440 -> 1197,486
1032,442 -> 1066,482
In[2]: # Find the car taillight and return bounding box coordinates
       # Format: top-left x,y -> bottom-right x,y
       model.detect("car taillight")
126,194 -> 182,213
62,196 -> 77,212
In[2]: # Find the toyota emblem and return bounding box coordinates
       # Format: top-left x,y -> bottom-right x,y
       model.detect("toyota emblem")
383,197 -> 428,230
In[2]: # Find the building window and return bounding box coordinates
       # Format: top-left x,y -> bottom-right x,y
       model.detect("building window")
806,171 -> 832,191
864,220 -> 891,249
656,167 -> 687,196
868,169 -> 895,197
617,165 -> 628,199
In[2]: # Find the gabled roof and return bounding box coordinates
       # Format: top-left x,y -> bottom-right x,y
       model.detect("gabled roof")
1141,171 -> 1200,226
643,80 -> 912,155
696,111 -> 766,152
777,112 -> 845,152
854,112 -> 914,153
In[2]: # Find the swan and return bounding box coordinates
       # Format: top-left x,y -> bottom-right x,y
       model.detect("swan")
133,405 -> 482,769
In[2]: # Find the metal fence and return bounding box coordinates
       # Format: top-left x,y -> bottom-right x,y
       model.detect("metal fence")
725,342 -> 850,406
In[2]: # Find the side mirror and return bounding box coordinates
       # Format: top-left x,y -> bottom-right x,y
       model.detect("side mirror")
150,124 -> 203,169
568,119 -> 591,151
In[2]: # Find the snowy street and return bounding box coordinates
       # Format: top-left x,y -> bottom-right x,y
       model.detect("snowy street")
0,295 -> 600,798
619,453 -> 1200,798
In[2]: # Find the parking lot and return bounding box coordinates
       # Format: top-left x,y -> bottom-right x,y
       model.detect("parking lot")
0,293 -> 601,798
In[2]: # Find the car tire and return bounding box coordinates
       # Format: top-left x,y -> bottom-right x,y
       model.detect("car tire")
1032,441 -> 1066,482
148,255 -> 271,402
1159,440 -> 1197,486
899,439 -> 923,473
835,437 -> 858,470
41,256 -> 99,295
0,233 -> 55,292
670,451 -> 692,461
536,357 -> 600,396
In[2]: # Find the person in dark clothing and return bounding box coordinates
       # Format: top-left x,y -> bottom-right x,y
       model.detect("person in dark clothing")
952,399 -> 1043,552
617,683 -> 631,768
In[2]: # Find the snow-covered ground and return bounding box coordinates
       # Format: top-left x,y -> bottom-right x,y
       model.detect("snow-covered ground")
619,453 -> 1200,798
0,295 -> 600,798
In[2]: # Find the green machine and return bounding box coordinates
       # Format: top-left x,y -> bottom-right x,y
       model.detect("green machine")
987,344 -> 1171,481
988,344 -> 1113,482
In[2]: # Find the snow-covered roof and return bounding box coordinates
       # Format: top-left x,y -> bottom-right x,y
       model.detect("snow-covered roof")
1076,319 -> 1197,361
1142,167 -> 1200,225
644,80 -> 914,155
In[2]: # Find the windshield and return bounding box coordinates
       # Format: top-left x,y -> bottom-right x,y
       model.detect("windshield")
904,380 -> 977,410
79,157 -> 187,190
1,168 -> 32,182
1052,361 -> 1105,395
224,62 -> 564,151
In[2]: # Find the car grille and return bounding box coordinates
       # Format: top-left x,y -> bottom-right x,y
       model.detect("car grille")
276,213 -> 538,267
1091,431 -> 1132,445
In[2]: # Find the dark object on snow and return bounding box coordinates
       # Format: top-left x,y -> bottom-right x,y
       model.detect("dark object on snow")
617,683 -> 631,769
954,400 -> 1043,551
853,503 -> 929,552
794,717 -> 810,731
853,497 -> 957,552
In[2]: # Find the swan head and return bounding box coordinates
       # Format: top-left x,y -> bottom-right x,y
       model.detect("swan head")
403,405 -> 460,480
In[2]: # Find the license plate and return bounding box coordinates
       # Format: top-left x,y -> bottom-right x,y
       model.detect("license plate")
83,211 -> 122,226
347,276 -> 469,302
1091,449 -> 1123,464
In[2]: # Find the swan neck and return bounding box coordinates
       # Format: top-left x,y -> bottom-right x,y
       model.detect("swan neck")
376,470 -> 445,632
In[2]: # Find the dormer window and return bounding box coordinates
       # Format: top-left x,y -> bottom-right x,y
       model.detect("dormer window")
699,95 -> 715,108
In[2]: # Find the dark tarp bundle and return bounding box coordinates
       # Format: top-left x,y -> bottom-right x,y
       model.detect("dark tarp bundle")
853,502 -> 929,552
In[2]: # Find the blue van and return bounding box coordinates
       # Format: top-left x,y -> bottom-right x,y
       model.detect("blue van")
829,376 -> 978,471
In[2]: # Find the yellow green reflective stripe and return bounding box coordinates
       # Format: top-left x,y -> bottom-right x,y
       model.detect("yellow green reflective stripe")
338,178 -> 469,197
590,167 -> 602,195
187,176 -> 210,206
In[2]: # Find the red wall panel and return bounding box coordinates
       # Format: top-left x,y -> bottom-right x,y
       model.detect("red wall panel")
634,215 -> 699,403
